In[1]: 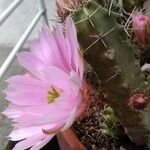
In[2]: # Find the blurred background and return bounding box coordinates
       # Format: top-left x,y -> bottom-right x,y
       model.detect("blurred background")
0,0 -> 56,149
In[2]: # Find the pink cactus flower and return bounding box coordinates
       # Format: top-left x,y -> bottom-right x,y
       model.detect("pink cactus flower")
132,13 -> 150,46
3,17 -> 84,150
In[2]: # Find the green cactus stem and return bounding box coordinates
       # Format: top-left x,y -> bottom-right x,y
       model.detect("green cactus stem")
72,0 -> 150,145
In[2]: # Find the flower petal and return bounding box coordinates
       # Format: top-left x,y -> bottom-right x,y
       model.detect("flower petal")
42,122 -> 65,135
12,133 -> 46,150
3,104 -> 55,119
5,75 -> 49,105
29,39 -> 45,62
2,105 -> 23,118
53,24 -> 71,72
5,75 -> 48,93
42,66 -> 69,89
30,135 -> 54,150
61,106 -> 77,131
17,52 -> 45,79
10,127 -> 43,141
6,91 -> 47,106
65,17 -> 80,73
13,108 -> 68,127
41,27 -> 67,72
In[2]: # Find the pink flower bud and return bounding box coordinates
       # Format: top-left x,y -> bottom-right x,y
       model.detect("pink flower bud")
129,92 -> 149,110
132,13 -> 150,47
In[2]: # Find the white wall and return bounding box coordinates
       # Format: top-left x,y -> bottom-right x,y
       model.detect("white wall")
0,1 -> 56,149
0,0 -> 56,47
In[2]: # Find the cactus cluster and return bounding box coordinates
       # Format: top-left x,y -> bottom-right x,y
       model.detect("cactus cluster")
57,0 -> 150,148
100,107 -> 122,139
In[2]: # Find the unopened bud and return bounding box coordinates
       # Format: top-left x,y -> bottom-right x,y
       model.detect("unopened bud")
132,13 -> 150,47
129,92 -> 149,110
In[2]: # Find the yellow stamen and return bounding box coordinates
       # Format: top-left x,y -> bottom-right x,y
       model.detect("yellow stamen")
47,87 -> 60,104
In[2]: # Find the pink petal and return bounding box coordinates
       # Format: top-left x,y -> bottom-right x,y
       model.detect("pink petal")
13,108 -> 68,127
38,30 -> 57,66
53,86 -> 79,111
17,52 -> 45,79
29,39 -> 45,62
41,27 -> 67,72
12,133 -> 47,150
65,17 -> 79,72
65,36 -> 72,71
10,127 -> 44,141
5,75 -> 49,105
4,104 -> 67,127
2,105 -> 23,118
42,66 -> 70,89
30,135 -> 54,150
4,104 -> 55,119
6,92 -> 75,127
6,91 -> 47,105
29,37 -> 59,68
42,122 -> 65,135
53,24 -> 71,72
6,75 -> 48,91
2,99 -> 76,130
3,86 -> 15,93
69,71 -> 81,93
61,107 -> 77,131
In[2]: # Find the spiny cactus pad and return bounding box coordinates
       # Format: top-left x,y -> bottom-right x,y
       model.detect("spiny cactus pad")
72,0 -> 150,146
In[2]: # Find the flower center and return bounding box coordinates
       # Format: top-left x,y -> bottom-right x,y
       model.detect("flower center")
47,87 -> 60,104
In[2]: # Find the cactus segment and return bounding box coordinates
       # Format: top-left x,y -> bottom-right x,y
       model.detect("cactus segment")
72,0 -> 150,145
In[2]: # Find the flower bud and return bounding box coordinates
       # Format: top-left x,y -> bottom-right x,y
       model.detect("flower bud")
129,92 -> 149,110
132,13 -> 150,47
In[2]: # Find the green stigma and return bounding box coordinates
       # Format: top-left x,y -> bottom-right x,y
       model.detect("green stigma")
47,87 -> 60,104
